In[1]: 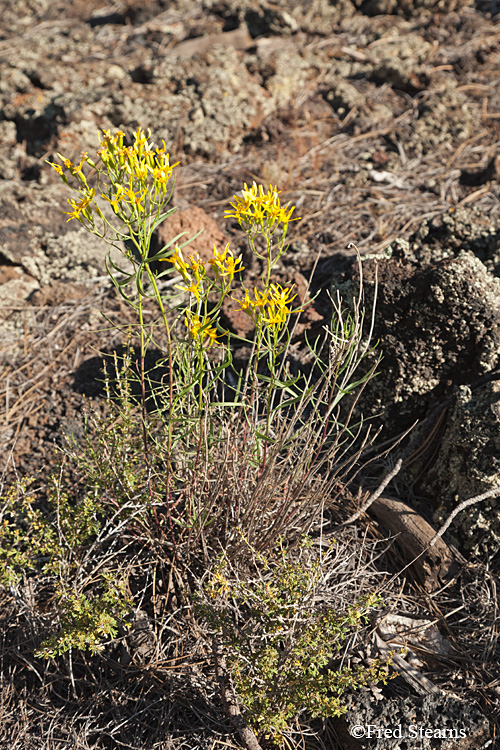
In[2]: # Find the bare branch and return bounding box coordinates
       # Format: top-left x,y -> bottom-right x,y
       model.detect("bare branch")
430,486 -> 500,547
341,458 -> 403,525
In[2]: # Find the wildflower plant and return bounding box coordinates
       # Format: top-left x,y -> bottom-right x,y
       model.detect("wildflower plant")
0,126 -> 385,746
45,129 -> 327,534
44,124 -> 380,568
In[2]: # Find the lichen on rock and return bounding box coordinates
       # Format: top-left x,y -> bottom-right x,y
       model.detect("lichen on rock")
330,248 -> 500,436
423,381 -> 500,556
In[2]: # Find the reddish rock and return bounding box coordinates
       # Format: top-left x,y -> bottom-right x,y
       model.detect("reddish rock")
221,298 -> 256,339
157,205 -> 228,263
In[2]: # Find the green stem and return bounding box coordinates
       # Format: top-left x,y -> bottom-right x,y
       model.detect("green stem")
261,336 -> 277,471
137,286 -> 148,455
264,235 -> 273,289
198,347 -> 204,413
136,283 -> 159,526
145,264 -> 175,466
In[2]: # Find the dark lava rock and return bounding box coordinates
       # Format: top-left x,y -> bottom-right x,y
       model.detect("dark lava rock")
331,246 -> 500,437
344,687 -> 490,749
409,206 -> 500,278
329,243 -> 500,554
423,380 -> 500,556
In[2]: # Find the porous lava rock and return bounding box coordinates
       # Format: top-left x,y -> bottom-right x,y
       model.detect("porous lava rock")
423,380 -> 500,556
203,0 -> 356,36
331,246 -> 500,436
357,0 -> 473,16
409,206 -> 500,278
330,243 -> 500,552
399,79 -> 478,157
0,182 -> 126,289
343,687 -> 489,749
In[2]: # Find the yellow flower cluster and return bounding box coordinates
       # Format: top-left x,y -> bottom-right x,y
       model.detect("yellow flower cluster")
97,127 -> 178,208
184,312 -> 219,347
226,181 -> 298,231
236,283 -> 301,330
64,189 -> 97,223
167,245 -> 205,300
162,243 -> 244,347
47,149 -> 100,222
205,564 -> 231,599
208,242 -> 244,281
46,127 -> 178,223
164,242 -> 244,302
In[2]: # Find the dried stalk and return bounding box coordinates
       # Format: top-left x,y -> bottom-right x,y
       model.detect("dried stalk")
430,486 -> 500,547
212,639 -> 264,750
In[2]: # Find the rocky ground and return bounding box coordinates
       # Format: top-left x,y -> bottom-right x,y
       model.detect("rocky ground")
1,1 -> 500,748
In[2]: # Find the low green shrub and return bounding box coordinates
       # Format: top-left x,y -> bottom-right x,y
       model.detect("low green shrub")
197,534 -> 389,745
0,476 -> 132,656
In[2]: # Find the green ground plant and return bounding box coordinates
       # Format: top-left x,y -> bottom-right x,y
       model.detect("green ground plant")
0,127 -> 386,748
197,534 -> 389,745
0,476 -> 133,656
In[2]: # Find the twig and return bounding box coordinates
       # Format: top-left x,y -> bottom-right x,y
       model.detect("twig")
212,639 -> 264,750
430,486 -> 500,547
341,458 -> 403,525
375,485 -> 500,601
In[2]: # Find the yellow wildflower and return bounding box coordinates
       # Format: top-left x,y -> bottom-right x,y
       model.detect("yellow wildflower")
152,165 -> 175,191
184,314 -> 219,346
226,181 -> 299,230
209,243 -> 244,280
133,161 -> 149,183
237,289 -> 252,314
97,145 -> 111,165
102,184 -> 125,213
234,287 -> 268,318
100,129 -> 114,145
63,189 -> 96,222
223,254 -> 244,277
133,126 -> 151,156
262,284 -> 302,330
268,283 -> 298,308
70,153 -> 88,177
253,288 -> 268,310
209,242 -> 229,270
185,313 -> 203,340
118,146 -> 134,171
233,283 -> 302,329
176,280 -> 202,302
205,325 -> 219,346
263,302 -> 287,329
125,188 -> 147,213
207,569 -> 230,598
47,160 -> 63,176
188,253 -> 205,280
164,245 -> 190,280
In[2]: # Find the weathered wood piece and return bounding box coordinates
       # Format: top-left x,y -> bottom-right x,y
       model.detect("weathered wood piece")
369,496 -> 458,590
